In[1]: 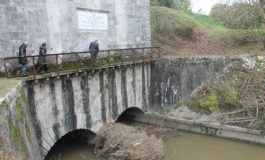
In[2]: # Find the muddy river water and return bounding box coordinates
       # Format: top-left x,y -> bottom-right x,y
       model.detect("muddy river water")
46,123 -> 265,160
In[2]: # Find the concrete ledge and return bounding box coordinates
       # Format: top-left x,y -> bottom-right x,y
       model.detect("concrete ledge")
134,113 -> 265,145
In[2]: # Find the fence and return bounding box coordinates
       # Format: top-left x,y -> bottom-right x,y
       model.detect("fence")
4,47 -> 161,79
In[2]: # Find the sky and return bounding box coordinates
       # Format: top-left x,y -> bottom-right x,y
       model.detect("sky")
190,0 -> 222,15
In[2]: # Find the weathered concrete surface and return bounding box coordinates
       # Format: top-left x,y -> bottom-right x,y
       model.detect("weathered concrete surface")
26,64 -> 151,157
150,57 -> 232,110
0,0 -> 151,71
0,57 -> 244,159
133,113 -> 265,146
0,83 -> 42,160
25,57 -> 234,157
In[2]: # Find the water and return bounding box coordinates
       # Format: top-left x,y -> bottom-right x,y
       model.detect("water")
165,131 -> 265,160
47,146 -> 104,160
47,123 -> 265,160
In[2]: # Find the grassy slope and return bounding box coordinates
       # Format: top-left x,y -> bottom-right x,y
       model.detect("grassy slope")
0,78 -> 20,97
151,6 -> 265,56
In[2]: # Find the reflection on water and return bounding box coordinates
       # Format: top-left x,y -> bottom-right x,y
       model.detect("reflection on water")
45,129 -> 105,160
132,122 -> 265,160
165,131 -> 265,160
46,123 -> 265,160
48,145 -> 104,160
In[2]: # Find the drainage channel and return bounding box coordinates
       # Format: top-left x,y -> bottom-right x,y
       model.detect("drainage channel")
45,112 -> 265,160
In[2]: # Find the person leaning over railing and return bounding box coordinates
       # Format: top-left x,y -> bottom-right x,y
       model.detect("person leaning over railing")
18,41 -> 28,76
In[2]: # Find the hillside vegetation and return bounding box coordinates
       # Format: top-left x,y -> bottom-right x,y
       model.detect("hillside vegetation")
151,6 -> 265,56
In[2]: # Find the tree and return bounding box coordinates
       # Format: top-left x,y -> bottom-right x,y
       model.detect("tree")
151,0 -> 190,9
210,2 -> 262,29
260,0 -> 265,19
259,0 -> 265,49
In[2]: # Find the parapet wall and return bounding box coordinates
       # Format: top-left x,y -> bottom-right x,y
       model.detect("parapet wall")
0,83 -> 42,160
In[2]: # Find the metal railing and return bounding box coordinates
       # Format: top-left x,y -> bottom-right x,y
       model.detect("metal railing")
4,47 -> 161,79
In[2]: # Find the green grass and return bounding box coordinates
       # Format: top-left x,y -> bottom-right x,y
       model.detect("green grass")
251,28 -> 265,36
151,6 -> 227,34
182,10 -> 226,30
151,6 -> 264,55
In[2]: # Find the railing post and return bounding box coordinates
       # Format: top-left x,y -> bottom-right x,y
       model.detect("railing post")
121,50 -> 124,65
75,53 -> 79,70
150,48 -> 153,61
158,47 -> 161,57
141,48 -> 145,63
132,49 -> 135,64
4,59 -> 9,78
32,57 -> 36,79
56,55 -> 59,77
107,51 -> 110,68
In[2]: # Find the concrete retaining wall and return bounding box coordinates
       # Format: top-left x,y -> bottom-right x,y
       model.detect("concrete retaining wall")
150,57 -> 233,110
134,113 -> 265,145
0,83 -> 42,160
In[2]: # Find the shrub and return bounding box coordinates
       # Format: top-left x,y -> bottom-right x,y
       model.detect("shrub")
199,94 -> 219,112
223,87 -> 237,105
210,2 -> 263,29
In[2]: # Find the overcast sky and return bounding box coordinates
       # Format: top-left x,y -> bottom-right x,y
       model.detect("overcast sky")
191,0 -> 222,15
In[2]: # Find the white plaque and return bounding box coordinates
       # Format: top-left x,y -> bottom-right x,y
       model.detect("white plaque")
78,10 -> 108,30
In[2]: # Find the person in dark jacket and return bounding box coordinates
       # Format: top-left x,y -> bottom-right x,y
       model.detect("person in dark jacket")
37,43 -> 48,73
89,40 -> 99,65
18,42 -> 28,76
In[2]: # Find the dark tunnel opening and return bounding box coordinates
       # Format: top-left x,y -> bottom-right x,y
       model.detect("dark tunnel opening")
45,129 -> 96,160
116,107 -> 144,123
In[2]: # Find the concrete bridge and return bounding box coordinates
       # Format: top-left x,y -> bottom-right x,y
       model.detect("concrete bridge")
26,62 -> 152,157
0,55 -> 230,160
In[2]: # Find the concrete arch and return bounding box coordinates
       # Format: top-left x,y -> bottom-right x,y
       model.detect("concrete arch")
44,129 -> 96,159
116,107 -> 144,122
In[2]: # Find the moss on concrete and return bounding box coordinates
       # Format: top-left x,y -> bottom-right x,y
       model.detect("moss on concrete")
7,116 -> 27,154
171,61 -> 182,68
1,100 -> 10,110
18,87 -> 27,104
25,124 -> 31,143
202,58 -> 212,66
15,98 -> 24,124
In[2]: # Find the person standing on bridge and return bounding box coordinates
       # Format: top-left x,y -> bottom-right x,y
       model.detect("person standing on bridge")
18,41 -> 28,76
37,43 -> 48,73
89,40 -> 99,65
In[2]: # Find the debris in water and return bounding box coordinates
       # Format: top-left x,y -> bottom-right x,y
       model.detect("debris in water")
91,123 -> 164,160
